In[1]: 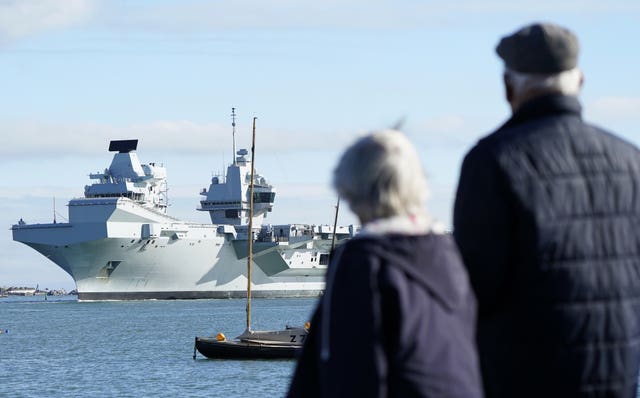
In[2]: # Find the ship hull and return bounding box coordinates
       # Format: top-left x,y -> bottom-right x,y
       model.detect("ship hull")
79,289 -> 323,301
19,234 -> 325,301
12,198 -> 328,301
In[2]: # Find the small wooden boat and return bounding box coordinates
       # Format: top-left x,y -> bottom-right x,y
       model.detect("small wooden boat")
195,338 -> 299,359
194,326 -> 308,359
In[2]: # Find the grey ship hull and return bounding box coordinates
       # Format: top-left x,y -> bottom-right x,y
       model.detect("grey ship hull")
12,198 -> 335,301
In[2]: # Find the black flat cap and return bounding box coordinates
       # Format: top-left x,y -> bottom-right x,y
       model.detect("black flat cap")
496,22 -> 579,74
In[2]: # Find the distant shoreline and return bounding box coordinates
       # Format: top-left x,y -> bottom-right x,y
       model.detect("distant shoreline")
0,286 -> 76,297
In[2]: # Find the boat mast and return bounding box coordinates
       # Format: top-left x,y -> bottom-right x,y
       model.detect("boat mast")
330,196 -> 340,252
246,116 -> 257,332
231,107 -> 237,166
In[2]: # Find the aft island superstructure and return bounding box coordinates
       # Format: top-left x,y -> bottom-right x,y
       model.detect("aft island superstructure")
12,138 -> 355,301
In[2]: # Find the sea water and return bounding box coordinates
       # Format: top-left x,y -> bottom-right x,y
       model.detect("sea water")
4,296 -> 640,397
0,296 -> 316,398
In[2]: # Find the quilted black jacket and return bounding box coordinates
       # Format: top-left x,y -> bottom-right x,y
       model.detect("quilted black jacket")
454,94 -> 640,398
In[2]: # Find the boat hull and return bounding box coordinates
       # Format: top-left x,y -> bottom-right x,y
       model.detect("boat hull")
194,337 -> 301,359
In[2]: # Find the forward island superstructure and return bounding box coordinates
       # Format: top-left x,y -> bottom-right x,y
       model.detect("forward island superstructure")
12,135 -> 355,301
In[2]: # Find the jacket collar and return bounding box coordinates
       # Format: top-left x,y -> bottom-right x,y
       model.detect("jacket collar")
503,94 -> 582,129
358,214 -> 432,237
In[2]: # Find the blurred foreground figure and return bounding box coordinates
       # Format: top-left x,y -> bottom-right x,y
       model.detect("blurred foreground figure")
288,130 -> 482,397
454,22 -> 640,398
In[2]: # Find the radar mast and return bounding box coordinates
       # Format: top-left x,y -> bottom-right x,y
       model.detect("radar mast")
231,107 -> 237,166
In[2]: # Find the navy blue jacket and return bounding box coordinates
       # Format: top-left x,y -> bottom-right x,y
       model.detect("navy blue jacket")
454,94 -> 640,397
287,233 -> 482,398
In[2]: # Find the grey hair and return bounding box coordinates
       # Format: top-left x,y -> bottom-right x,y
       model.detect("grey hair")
333,130 -> 430,224
505,67 -> 583,97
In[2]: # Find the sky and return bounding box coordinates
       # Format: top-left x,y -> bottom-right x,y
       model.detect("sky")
1,0 -> 640,291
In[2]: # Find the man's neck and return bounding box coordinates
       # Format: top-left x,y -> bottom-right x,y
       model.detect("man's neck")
510,88 -> 563,113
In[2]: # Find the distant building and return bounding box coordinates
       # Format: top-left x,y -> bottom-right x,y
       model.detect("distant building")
7,287 -> 36,296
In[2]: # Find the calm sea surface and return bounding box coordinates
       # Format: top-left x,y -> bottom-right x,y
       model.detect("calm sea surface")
0,296 -> 316,398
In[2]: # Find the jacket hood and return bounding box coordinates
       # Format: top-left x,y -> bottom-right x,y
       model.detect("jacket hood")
353,233 -> 470,311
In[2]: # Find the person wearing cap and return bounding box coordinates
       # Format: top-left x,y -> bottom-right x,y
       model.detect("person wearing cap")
288,130 -> 483,398
453,22 -> 640,397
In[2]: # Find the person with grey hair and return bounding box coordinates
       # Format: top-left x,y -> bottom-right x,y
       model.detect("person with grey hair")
454,22 -> 640,397
288,130 -> 482,397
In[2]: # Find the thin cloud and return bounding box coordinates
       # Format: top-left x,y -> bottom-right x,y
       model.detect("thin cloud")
4,0 -> 638,47
0,0 -> 96,45
0,119 -> 354,159
103,1 -> 640,31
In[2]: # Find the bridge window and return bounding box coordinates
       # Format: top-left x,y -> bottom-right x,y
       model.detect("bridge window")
253,192 -> 275,203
